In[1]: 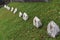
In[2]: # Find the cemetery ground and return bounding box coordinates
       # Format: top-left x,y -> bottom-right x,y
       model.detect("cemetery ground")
0,0 -> 60,40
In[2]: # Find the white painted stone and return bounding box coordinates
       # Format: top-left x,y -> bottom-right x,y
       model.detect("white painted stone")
4,5 -> 10,10
19,12 -> 23,17
13,8 -> 17,14
7,6 -> 10,10
4,5 -> 7,8
6,6 -> 8,9
22,12 -> 28,21
33,16 -> 42,28
47,21 -> 60,38
11,7 -> 14,12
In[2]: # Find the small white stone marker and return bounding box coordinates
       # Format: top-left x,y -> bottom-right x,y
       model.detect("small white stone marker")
33,16 -> 42,28
4,5 -> 7,8
13,8 -> 17,14
47,21 -> 60,38
7,6 -> 10,10
22,12 -> 28,21
11,7 -> 14,12
4,5 -> 10,10
19,12 -> 23,17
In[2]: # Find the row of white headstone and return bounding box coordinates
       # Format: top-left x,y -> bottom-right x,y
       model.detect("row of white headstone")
4,5 -> 17,14
4,5 -> 60,38
4,5 -> 28,21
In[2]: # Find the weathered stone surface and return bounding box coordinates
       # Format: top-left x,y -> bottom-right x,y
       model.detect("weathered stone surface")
47,21 -> 60,38
33,16 -> 42,28
22,12 -> 28,21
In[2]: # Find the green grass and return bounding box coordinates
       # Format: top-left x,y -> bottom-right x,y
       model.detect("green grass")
0,0 -> 60,40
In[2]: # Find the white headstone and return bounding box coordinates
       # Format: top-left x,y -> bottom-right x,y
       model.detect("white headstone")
13,8 -> 17,14
19,12 -> 23,17
11,7 -> 14,12
47,21 -> 60,38
7,6 -> 10,10
33,16 -> 42,28
4,5 -> 10,10
4,5 -> 7,8
22,12 -> 28,21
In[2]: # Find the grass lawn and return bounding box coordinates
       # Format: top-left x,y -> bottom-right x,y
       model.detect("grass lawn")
0,0 -> 60,40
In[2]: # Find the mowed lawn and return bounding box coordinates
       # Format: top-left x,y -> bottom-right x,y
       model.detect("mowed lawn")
0,0 -> 60,40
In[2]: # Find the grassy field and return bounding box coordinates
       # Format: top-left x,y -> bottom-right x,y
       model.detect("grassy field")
0,0 -> 60,40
